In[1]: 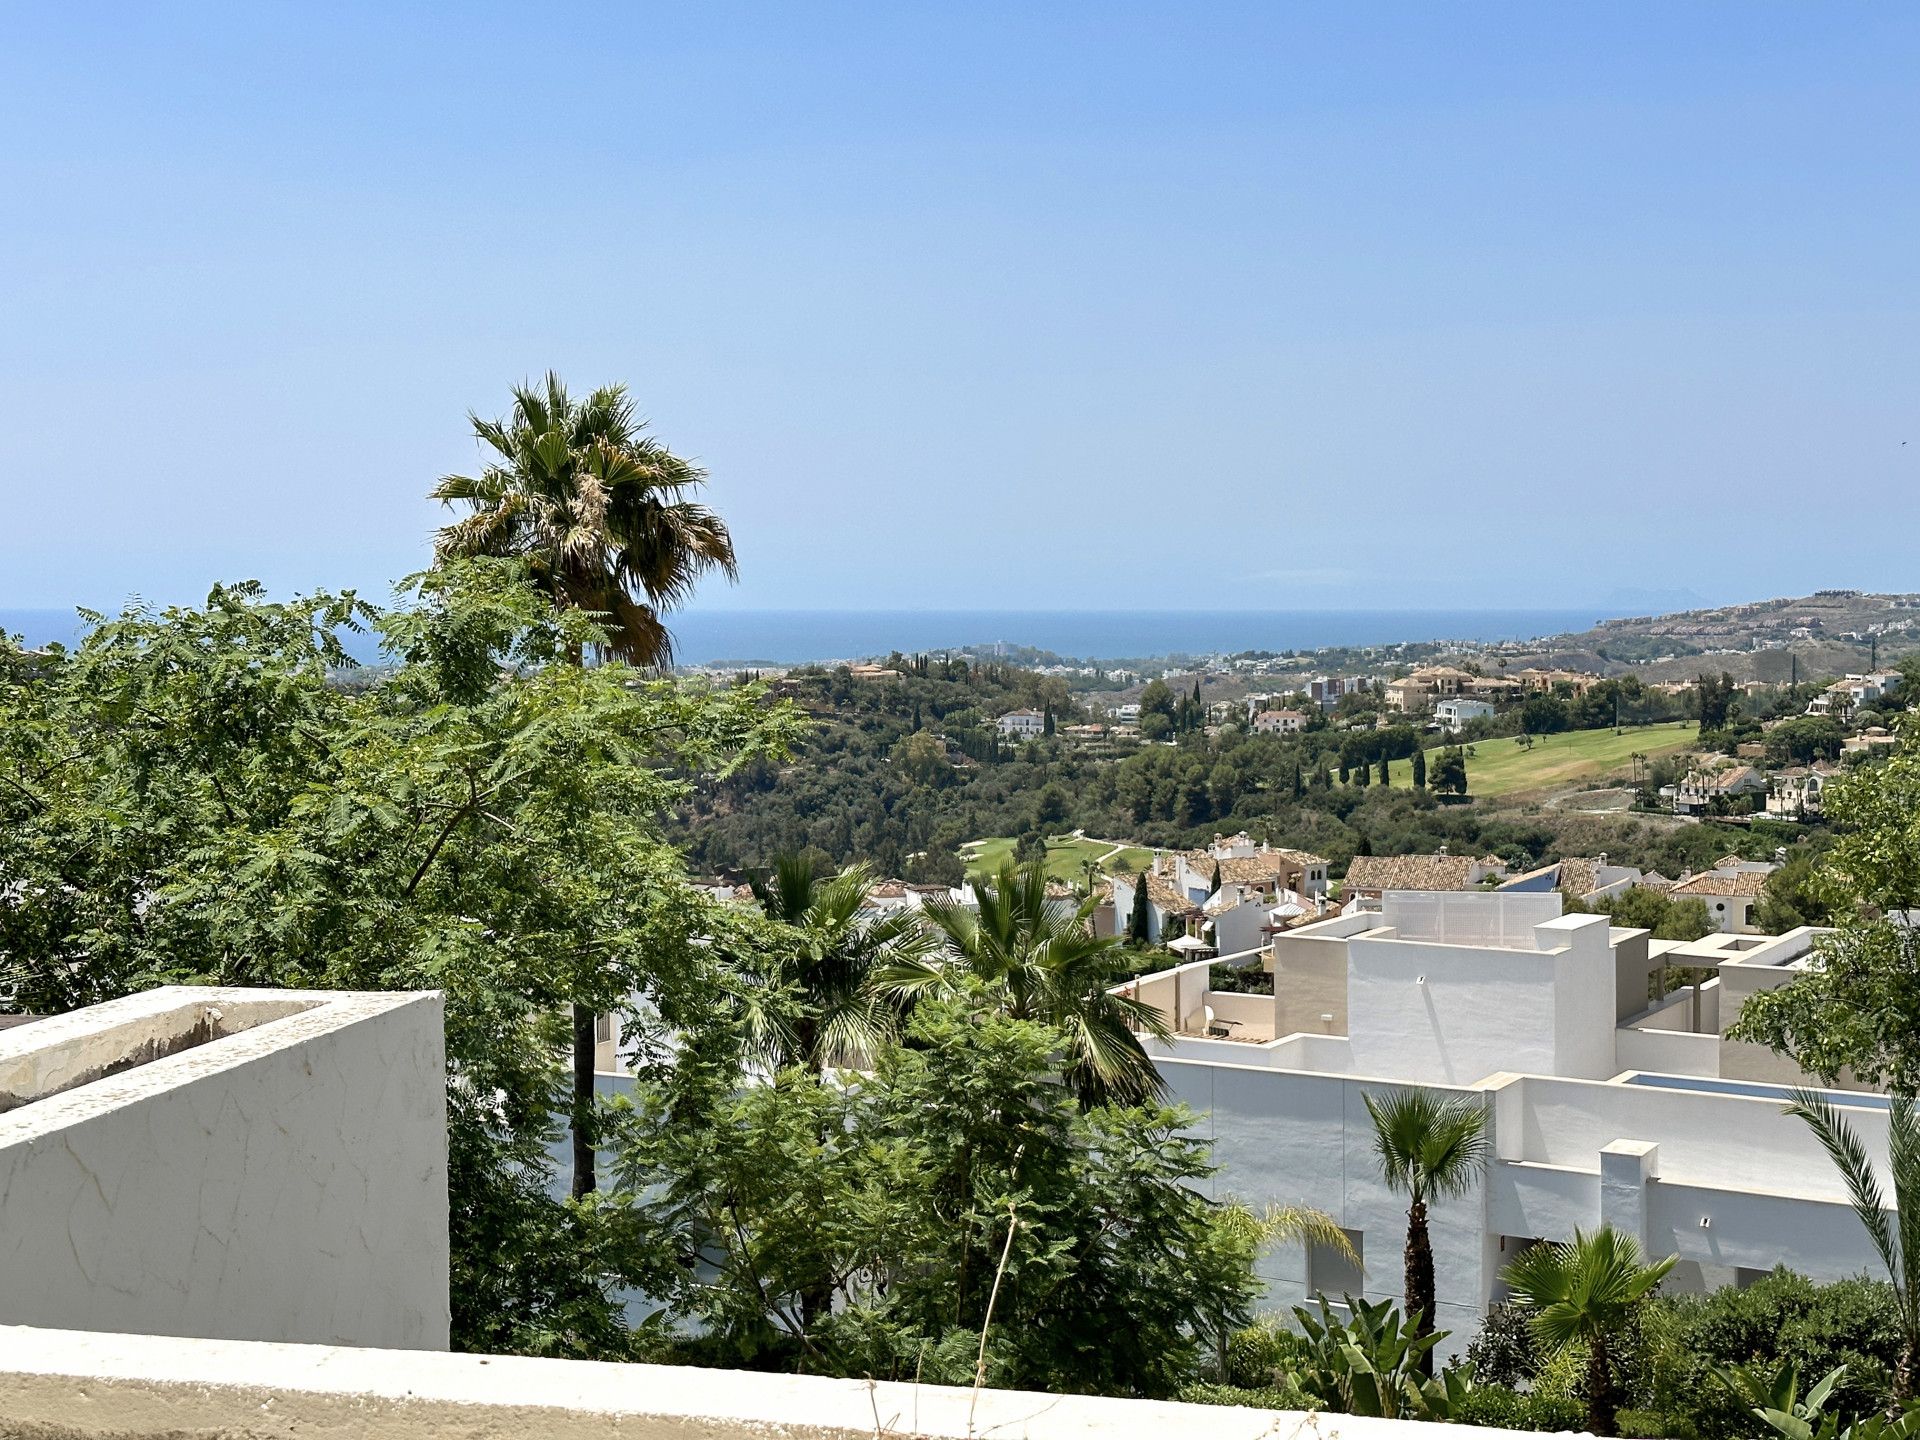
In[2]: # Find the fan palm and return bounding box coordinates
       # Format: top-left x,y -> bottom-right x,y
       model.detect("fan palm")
749,854 -> 930,1075
432,373 -> 736,1200
878,859 -> 1171,1106
1787,1088 -> 1920,1407
1502,1225 -> 1676,1436
431,372 -> 735,666
1364,1088 -> 1491,1373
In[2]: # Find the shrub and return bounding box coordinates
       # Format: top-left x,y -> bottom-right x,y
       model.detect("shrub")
1465,1302 -> 1540,1388
1453,1383 -> 1586,1433
1643,1271 -> 1903,1440
1177,1380 -> 1315,1411
1222,1315 -> 1309,1390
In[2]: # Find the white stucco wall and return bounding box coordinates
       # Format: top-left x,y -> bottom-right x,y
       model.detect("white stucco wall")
1162,1056 -> 1494,1358
0,1323 -> 1549,1440
1346,936 -> 1559,1085
0,987 -> 448,1350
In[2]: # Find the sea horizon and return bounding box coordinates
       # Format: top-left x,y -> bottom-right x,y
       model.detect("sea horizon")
3,604 -> 1612,668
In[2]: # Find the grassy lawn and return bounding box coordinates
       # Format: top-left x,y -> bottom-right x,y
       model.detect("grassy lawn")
960,833 -> 1153,885
1378,721 -> 1697,799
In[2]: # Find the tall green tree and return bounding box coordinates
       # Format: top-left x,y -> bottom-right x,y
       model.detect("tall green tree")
1378,751 -> 1392,786
882,860 -> 1171,1106
1735,716 -> 1920,1090
1411,747 -> 1427,789
1129,874 -> 1152,944
1430,747 -> 1469,795
431,374 -> 737,1199
1785,1088 -> 1920,1406
0,563 -> 798,1356
1698,671 -> 1738,733
1503,1226 -> 1676,1436
1365,1089 -> 1491,1372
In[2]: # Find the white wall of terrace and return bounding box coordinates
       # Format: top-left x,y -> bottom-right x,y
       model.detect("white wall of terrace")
0,986 -> 448,1350
0,1323 -> 1549,1440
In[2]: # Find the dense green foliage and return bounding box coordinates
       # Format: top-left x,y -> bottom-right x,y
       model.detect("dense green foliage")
0,575 -> 1270,1390
0,564 -> 800,1356
1735,715 -> 1920,1089
673,666 -> 1785,886
1503,1226 -> 1676,1435
611,993 -> 1259,1397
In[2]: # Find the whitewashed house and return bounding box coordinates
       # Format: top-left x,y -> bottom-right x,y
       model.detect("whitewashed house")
1432,697 -> 1494,732
1669,858 -> 1776,934
1252,708 -> 1306,734
1117,891 -> 1886,1358
1807,672 -> 1901,717
994,708 -> 1046,739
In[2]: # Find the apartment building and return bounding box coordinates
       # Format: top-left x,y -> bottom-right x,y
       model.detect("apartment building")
1120,892 -> 1885,1357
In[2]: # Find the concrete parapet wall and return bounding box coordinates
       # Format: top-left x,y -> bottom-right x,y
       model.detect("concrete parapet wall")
0,987 -> 448,1350
0,1324 -> 1549,1440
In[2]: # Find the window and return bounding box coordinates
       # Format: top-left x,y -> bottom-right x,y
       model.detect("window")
1307,1227 -> 1365,1300
594,1013 -> 613,1044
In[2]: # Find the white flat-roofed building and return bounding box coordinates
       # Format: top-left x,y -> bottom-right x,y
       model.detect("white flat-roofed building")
1116,891 -> 1884,1358
1432,697 -> 1494,731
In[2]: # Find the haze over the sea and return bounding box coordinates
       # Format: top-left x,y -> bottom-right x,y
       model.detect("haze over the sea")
3,606 -> 1606,668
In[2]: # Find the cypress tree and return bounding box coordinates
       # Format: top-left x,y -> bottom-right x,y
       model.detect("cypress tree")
1209,862 -> 1222,894
1338,756 -> 1351,785
1128,876 -> 1151,942
1043,703 -> 1055,736
1291,760 -> 1305,799
1412,747 -> 1427,789
1378,751 -> 1391,786
1356,761 -> 1370,788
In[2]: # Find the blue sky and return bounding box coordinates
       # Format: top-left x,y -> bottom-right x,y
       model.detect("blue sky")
2,3 -> 1916,613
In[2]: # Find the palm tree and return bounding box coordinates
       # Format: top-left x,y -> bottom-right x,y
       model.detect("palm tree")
1364,1088 -> 1490,1373
1211,1202 -> 1358,1380
432,374 -> 736,1200
879,859 -> 1170,1106
1502,1226 -> 1676,1436
749,854 -> 929,1075
432,372 -> 735,666
1787,1088 -> 1920,1407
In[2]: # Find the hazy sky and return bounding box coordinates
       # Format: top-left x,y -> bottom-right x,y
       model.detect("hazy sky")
3,3 -> 1916,613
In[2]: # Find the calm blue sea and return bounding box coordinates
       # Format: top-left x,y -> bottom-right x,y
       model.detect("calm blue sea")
3,606 -> 1607,666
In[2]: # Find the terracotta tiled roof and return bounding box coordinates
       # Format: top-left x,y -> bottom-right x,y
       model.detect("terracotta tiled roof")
1671,870 -> 1770,899
1178,849 -> 1324,887
1556,858 -> 1599,898
1144,873 -> 1195,912
1344,854 -> 1483,892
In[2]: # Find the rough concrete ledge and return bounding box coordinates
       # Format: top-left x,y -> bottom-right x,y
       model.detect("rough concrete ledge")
0,1325 -> 1549,1440
0,987 -> 432,1141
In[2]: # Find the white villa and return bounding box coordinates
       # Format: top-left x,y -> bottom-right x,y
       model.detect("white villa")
1102,833 -> 1330,952
1252,708 -> 1307,734
1119,890 -> 1889,1358
1807,672 -> 1901,717
1432,697 -> 1494,732
1669,857 -> 1777,934
995,708 -> 1046,738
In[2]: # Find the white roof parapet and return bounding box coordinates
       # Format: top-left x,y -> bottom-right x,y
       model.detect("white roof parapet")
0,987 -> 448,1352
0,1323 -> 1547,1440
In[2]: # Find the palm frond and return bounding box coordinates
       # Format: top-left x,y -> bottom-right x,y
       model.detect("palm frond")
1788,1088 -> 1900,1285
